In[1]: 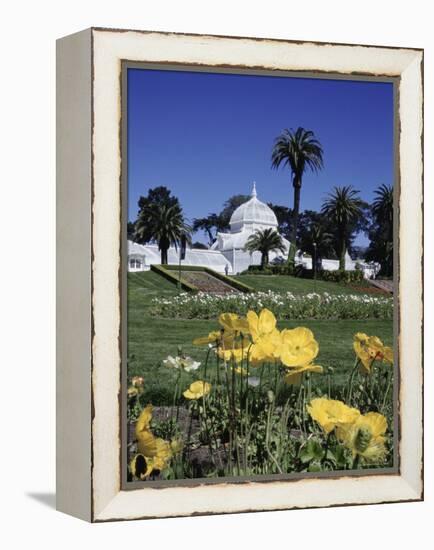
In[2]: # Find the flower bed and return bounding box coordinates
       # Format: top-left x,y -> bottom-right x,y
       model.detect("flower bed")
127,309 -> 395,482
150,290 -> 393,320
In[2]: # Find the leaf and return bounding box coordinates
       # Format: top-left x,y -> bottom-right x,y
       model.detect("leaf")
308,461 -> 322,472
299,439 -> 324,463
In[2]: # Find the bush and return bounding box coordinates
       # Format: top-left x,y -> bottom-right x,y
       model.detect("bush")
243,265 -> 365,284
320,269 -> 365,284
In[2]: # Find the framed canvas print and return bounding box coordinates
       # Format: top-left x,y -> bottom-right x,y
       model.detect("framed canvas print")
56,28 -> 423,522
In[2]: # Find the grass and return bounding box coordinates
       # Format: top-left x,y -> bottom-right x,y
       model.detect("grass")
234,274 -> 373,295
127,271 -> 393,404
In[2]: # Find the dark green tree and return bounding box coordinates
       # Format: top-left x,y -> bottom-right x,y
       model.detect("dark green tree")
267,203 -> 293,241
218,194 -> 251,231
298,219 -> 335,271
192,214 -> 221,246
134,186 -> 181,244
127,221 -> 136,240
135,202 -> 191,264
366,184 -> 394,276
271,127 -> 324,261
244,228 -> 286,269
321,186 -> 364,270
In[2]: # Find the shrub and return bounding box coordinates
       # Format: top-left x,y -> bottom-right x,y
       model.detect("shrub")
320,269 -> 365,284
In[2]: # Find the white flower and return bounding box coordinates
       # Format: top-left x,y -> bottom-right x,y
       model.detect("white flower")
162,355 -> 201,372
247,376 -> 260,387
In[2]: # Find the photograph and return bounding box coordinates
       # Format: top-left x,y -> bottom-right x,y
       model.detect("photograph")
124,66 -> 396,483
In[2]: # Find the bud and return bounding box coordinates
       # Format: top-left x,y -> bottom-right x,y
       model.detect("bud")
354,427 -> 372,453
267,390 -> 275,404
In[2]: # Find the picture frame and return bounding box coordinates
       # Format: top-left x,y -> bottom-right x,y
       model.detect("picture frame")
56,27 -> 423,522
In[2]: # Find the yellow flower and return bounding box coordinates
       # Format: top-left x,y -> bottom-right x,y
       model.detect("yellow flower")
217,333 -> 250,363
279,327 -> 319,367
129,452 -> 170,480
127,386 -> 139,398
130,453 -> 153,480
232,365 -> 248,375
247,308 -> 277,341
337,412 -> 388,463
134,404 -> 172,474
219,312 -> 250,334
135,404 -> 153,435
183,380 -> 212,400
249,330 -> 282,364
131,376 -> 144,388
284,364 -> 323,385
353,333 -> 393,374
246,309 -> 282,364
193,330 -> 221,346
307,398 -> 361,434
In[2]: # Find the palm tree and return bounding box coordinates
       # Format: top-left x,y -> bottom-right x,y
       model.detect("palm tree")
299,222 -> 334,272
321,186 -> 363,270
373,184 -> 393,241
192,214 -> 222,246
367,184 -> 393,276
271,127 -> 324,261
135,203 -> 191,264
244,228 -> 286,269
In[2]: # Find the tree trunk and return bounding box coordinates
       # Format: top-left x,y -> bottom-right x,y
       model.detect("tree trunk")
339,229 -> 346,271
161,247 -> 168,264
288,178 -> 301,262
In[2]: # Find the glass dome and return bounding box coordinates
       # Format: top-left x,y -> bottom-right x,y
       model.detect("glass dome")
229,183 -> 278,233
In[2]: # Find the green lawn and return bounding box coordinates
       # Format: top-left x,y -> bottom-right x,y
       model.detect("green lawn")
127,271 -> 393,404
234,274 -> 371,295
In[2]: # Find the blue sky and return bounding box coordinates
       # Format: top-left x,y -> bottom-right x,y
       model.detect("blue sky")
127,68 -> 394,246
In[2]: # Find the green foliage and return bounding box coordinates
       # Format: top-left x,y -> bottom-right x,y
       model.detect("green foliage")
271,127 -> 324,260
319,269 -> 365,284
365,184 -> 394,277
321,186 -> 365,270
244,228 -> 286,268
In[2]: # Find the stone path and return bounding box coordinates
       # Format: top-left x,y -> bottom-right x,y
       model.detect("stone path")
181,271 -> 239,294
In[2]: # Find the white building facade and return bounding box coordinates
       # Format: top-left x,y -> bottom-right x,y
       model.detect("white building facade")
127,183 -> 378,278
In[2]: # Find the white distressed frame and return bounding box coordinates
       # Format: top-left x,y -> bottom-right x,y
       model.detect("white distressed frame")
56,28 -> 423,522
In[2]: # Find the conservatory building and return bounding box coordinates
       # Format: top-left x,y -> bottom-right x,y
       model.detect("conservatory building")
127,183 -> 377,277
210,182 -> 290,273
127,183 -> 289,275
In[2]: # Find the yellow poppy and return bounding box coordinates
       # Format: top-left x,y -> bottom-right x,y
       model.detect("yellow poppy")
232,365 -> 248,375
127,386 -> 139,398
249,329 -> 282,364
246,309 -> 282,364
183,380 -> 212,400
353,333 -> 393,374
284,364 -> 323,385
131,376 -> 144,388
217,332 -> 250,363
337,412 -> 387,463
130,453 -> 153,480
246,308 -> 277,342
193,330 -> 221,346
280,327 -> 319,368
219,312 -> 250,334
307,398 -> 361,434
135,404 -> 153,436
133,404 -> 172,475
